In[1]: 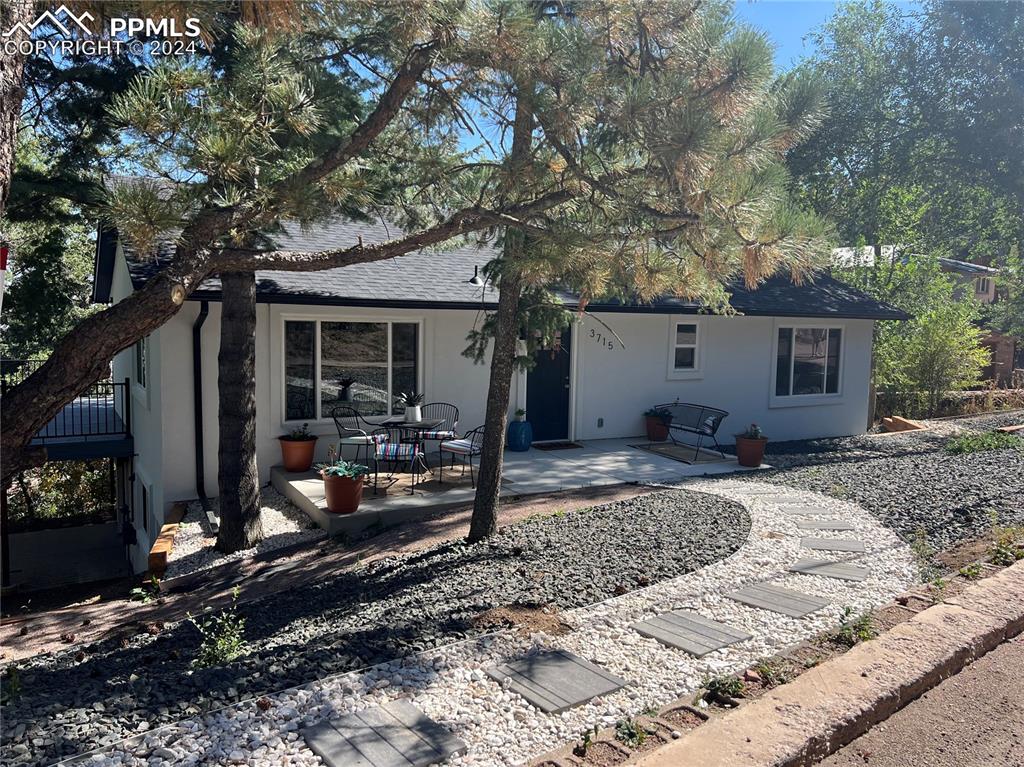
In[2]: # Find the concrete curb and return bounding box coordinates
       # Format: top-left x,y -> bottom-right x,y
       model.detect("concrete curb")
636,560 -> 1024,767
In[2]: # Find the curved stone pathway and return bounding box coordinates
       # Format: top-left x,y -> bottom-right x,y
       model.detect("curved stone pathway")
67,480 -> 917,767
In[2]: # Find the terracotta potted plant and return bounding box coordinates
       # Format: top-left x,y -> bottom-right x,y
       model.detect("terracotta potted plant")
279,422 -> 318,472
400,391 -> 424,422
643,406 -> 672,442
735,423 -> 768,467
317,452 -> 370,514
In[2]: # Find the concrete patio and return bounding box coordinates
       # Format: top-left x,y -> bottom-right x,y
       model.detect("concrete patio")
271,438 -> 762,537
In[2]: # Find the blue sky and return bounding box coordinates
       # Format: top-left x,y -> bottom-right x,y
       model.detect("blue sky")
732,0 -> 841,69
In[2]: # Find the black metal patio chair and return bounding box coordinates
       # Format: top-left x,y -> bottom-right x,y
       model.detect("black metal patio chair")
438,426 -> 484,487
414,402 -> 460,468
330,405 -> 387,466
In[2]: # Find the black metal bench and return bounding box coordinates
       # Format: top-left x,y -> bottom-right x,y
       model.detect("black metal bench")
653,401 -> 729,459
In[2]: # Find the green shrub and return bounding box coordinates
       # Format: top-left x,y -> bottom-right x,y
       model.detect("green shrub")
753,659 -> 791,688
614,718 -> 647,748
699,674 -> 744,704
129,574 -> 161,603
188,588 -> 247,668
834,606 -> 877,647
945,430 -> 1022,455
928,576 -> 947,603
989,526 -> 1024,566
958,562 -> 983,580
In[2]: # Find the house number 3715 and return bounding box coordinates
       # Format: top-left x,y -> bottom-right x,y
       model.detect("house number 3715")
589,328 -> 614,349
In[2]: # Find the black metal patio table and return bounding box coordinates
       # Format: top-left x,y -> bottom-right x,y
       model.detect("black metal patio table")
377,416 -> 445,490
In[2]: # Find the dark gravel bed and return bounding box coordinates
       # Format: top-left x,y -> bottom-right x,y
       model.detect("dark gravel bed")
727,410 -> 1024,470
737,411 -> 1024,550
0,489 -> 749,766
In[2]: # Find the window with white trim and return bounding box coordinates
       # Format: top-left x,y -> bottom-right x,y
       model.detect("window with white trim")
775,327 -> 842,397
284,319 -> 420,421
976,277 -> 991,295
671,322 -> 699,371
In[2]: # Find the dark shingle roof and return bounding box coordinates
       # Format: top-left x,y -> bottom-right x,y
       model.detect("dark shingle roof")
114,217 -> 908,320
938,256 -> 998,276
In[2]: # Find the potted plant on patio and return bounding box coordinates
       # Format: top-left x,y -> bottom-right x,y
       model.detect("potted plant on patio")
506,408 -> 532,451
317,452 -> 370,514
279,422 -> 318,472
400,391 -> 424,422
643,406 -> 672,442
735,423 -> 768,467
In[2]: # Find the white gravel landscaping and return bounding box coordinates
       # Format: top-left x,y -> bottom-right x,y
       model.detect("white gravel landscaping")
82,478 -> 917,767
164,488 -> 326,580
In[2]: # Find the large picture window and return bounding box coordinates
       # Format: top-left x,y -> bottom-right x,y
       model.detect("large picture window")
284,319 -> 420,421
775,327 -> 842,397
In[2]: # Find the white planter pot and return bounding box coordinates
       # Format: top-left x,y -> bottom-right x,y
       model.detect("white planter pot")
405,405 -> 422,422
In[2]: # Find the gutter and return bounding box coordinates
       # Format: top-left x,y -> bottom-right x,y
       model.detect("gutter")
192,301 -> 215,524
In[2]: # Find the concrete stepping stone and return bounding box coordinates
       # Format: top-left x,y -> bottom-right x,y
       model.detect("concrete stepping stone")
302,699 -> 466,767
801,537 -> 866,552
794,519 -> 855,531
789,558 -> 869,583
632,610 -> 752,657
486,649 -> 627,714
727,582 -> 829,618
777,504 -> 833,515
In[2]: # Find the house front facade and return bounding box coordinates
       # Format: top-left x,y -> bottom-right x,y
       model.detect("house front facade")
93,219 -> 906,572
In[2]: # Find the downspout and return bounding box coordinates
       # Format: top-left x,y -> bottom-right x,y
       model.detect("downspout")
193,301 -> 212,511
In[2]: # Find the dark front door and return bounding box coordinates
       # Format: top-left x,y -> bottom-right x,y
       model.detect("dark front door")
526,327 -> 571,442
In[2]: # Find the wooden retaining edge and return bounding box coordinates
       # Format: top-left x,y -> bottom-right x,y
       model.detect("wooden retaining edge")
881,415 -> 927,433
147,502 -> 188,577
636,560 -> 1024,767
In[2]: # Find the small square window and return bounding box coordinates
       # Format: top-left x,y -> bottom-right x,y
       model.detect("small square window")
674,347 -> 695,369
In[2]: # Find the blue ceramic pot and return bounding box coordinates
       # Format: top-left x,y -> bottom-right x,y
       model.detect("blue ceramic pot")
506,419 -> 533,451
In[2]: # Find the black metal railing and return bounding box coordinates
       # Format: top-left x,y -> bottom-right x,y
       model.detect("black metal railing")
0,358 -> 45,390
2,360 -> 130,442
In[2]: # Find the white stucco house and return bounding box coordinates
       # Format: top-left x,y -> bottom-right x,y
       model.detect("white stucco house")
93,218 -> 907,571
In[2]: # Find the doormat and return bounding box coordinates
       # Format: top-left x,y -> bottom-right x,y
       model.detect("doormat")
629,442 -> 728,465
533,441 -> 584,451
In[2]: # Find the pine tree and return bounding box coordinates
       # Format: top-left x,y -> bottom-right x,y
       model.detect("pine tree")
2,0 -> 831,515
459,0 -> 831,540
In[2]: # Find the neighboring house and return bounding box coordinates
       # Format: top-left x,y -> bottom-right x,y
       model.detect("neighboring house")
93,219 -> 906,572
936,256 -> 998,304
831,245 -> 999,303
832,245 -> 1017,384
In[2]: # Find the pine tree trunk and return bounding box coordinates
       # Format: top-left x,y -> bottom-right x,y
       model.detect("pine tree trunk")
467,83 -> 533,543
0,0 -> 33,220
215,271 -> 263,552
467,266 -> 524,542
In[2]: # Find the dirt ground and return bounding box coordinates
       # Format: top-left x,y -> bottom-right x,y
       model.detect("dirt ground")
819,634 -> 1024,767
0,482 -> 654,662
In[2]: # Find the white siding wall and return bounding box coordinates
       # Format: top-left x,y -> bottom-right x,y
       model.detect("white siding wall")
111,248 -> 875,574
148,300 -> 503,515
110,249 -> 165,572
572,312 -> 874,442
